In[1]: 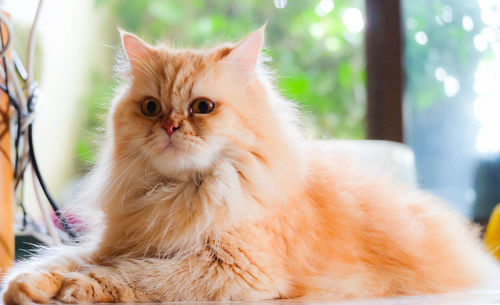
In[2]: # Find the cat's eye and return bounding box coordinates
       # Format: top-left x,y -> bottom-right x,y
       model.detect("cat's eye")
190,98 -> 215,114
141,98 -> 162,117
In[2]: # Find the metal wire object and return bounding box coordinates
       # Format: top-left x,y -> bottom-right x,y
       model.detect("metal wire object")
0,1 -> 77,245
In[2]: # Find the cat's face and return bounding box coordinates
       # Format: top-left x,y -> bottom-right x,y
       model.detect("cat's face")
111,27 -> 271,177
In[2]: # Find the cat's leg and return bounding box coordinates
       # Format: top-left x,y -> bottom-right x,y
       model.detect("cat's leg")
51,263 -> 147,303
53,247 -> 283,303
1,246 -> 93,305
53,266 -> 144,303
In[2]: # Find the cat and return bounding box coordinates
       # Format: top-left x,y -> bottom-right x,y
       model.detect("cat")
1,25 -> 498,304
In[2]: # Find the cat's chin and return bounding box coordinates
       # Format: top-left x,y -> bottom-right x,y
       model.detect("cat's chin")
151,154 -> 211,179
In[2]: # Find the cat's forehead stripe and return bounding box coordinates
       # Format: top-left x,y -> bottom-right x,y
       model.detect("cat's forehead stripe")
164,60 -> 182,101
160,52 -> 207,109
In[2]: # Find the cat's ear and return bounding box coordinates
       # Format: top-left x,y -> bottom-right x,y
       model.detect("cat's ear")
119,29 -> 153,65
223,24 -> 266,72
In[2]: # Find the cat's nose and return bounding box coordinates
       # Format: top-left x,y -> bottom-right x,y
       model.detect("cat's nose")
162,121 -> 180,137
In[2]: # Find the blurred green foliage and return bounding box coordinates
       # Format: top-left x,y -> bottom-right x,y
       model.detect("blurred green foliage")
77,0 -> 366,170
403,1 -> 482,110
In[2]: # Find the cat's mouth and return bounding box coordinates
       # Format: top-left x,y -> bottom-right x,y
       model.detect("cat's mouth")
164,138 -> 177,150
155,133 -> 202,156
161,136 -> 188,153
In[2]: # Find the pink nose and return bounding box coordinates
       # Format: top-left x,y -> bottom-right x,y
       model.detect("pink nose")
162,121 -> 180,137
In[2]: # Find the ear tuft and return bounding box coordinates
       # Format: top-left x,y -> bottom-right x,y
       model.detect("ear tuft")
224,24 -> 266,72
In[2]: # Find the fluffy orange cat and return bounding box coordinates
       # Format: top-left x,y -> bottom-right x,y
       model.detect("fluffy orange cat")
1,26 -> 498,304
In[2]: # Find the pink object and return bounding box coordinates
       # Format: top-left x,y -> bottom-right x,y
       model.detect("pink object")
51,212 -> 84,232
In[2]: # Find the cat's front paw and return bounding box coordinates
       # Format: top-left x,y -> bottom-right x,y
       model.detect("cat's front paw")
2,271 -> 64,305
55,269 -> 116,303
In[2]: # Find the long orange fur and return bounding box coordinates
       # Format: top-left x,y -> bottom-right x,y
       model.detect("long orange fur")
1,26 -> 497,304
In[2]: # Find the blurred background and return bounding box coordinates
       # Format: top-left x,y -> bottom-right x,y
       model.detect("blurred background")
2,0 -> 500,222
